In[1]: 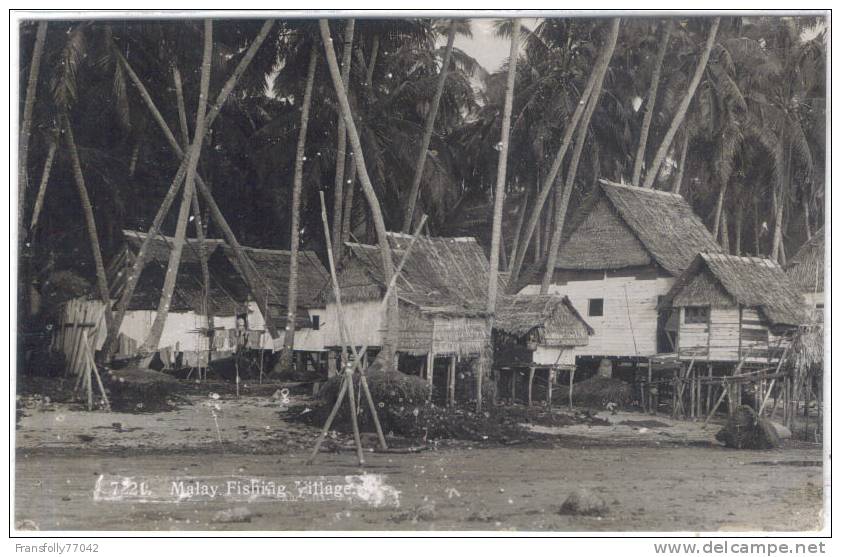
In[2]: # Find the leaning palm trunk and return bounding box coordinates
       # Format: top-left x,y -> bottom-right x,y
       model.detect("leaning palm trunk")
642,17 -> 720,189
540,19 -> 620,294
341,158 -> 358,246
280,45 -> 318,371
102,20 -> 274,360
141,20 -> 213,353
29,140 -> 57,234
507,37 -> 602,287
18,21 -> 48,248
672,130 -> 690,193
712,179 -> 729,242
62,115 -> 113,330
484,19 -> 521,412
402,21 -> 457,232
632,22 -> 671,186
320,19 -> 399,368
174,65 -> 213,335
331,20 -> 356,262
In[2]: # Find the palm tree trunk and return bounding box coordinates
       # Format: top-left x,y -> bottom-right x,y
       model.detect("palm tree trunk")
772,139 -> 793,262
320,19 -> 400,368
128,140 -> 141,178
141,20 -> 213,353
632,22 -> 671,186
672,130 -> 689,193
19,21 -> 48,248
803,195 -> 811,240
485,19 -> 521,411
734,203 -> 743,256
712,180 -> 729,241
102,20 -> 275,360
62,115 -> 113,330
281,45 -> 318,370
402,21 -> 457,232
642,17 -> 719,189
29,140 -> 57,234
509,188 -> 529,266
507,30 -> 603,287
720,208 -> 730,253
173,64 -> 213,336
331,20 -> 355,262
341,157 -> 358,246
365,35 -> 380,94
541,18 -> 620,294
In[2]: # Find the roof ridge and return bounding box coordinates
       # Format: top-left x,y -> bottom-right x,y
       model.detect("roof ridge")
598,178 -> 685,199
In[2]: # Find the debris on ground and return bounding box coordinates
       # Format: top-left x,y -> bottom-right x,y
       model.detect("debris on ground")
106,367 -> 181,413
558,488 -> 609,516
554,376 -> 633,409
715,405 -> 781,449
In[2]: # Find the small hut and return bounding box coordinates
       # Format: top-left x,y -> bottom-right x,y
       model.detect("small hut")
53,230 -> 330,374
325,233 -> 492,403
658,253 -> 808,364
785,227 -> 825,316
493,295 -> 593,404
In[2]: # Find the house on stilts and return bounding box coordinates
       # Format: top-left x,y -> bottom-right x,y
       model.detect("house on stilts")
324,233 -> 492,405
52,229 -> 330,376
493,294 -> 593,405
516,179 -> 721,379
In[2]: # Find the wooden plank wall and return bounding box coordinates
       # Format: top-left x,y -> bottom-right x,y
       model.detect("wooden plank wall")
520,267 -> 674,357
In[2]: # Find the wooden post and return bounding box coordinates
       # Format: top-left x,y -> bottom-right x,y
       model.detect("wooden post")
448,355 -> 456,407
510,370 -> 516,403
706,364 -> 712,414
327,350 -> 337,377
527,366 -> 535,406
568,367 -> 575,410
546,368 -> 553,406
690,368 -> 696,419
426,351 -> 435,401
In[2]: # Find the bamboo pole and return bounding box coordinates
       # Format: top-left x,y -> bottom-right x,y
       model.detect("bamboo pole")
306,373 -> 349,464
527,366 -> 535,406
568,367 -> 575,410
546,368 -> 553,407
448,355 -> 456,407
703,379 -> 729,428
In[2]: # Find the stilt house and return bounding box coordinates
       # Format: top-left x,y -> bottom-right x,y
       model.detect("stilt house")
657,253 -> 808,363
517,179 -> 721,366
325,233 -> 492,401
53,230 -> 330,369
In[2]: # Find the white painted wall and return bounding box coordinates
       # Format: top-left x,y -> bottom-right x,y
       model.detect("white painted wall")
533,346 -> 576,366
520,272 -> 674,358
322,300 -> 383,349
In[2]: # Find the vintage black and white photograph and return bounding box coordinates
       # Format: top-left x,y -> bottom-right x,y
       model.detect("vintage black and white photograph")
12,9 -> 829,535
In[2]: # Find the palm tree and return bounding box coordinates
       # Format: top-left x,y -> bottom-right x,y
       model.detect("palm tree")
540,18 -> 620,293
631,21 -> 671,186
401,18 -> 462,232
141,20 -> 213,353
331,20 -> 355,262
319,19 -> 400,368
485,18 -> 520,411
642,17 -> 720,189
280,44 -> 318,371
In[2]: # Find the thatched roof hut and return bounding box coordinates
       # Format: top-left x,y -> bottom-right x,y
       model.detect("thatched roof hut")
495,295 -> 593,346
108,230 -> 329,328
519,179 -> 721,288
662,253 -> 809,329
786,228 -> 824,297
336,233 -> 492,315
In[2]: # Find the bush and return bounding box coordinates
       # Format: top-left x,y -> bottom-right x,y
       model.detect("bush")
554,375 -> 633,409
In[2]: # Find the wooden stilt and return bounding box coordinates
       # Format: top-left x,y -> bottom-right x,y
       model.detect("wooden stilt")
344,366 -> 365,466
448,355 -> 456,407
703,379 -> 729,428
706,365 -> 712,414
426,351 -> 435,401
510,370 -> 516,403
527,366 -> 535,406
568,367 -> 575,410
546,368 -> 553,407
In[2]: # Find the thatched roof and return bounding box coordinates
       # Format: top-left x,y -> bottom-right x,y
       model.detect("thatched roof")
495,295 -> 593,346
335,233 -> 494,316
521,180 -> 720,286
107,230 -> 329,328
785,227 -> 824,295
662,252 -> 809,328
